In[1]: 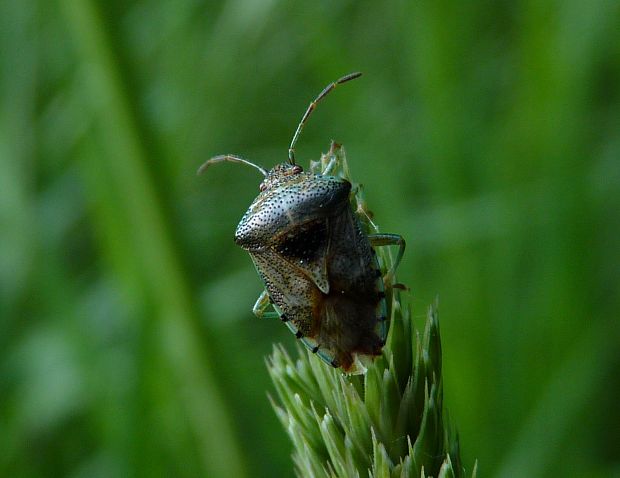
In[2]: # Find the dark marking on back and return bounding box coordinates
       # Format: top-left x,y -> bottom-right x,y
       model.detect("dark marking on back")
275,219 -> 327,264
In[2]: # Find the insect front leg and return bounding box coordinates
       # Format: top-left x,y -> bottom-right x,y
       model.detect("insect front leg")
320,141 -> 344,176
252,290 -> 279,320
368,233 -> 406,284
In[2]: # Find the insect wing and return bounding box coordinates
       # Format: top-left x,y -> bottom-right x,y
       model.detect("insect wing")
320,209 -> 388,359
249,248 -> 319,337
272,218 -> 331,293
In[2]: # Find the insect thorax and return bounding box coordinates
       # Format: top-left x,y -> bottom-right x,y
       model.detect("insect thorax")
234,166 -> 351,251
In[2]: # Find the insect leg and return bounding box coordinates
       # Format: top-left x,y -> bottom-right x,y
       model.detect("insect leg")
252,290 -> 279,320
353,184 -> 379,232
288,72 -> 362,165
319,141 -> 343,176
368,233 -> 406,283
322,152 -> 338,176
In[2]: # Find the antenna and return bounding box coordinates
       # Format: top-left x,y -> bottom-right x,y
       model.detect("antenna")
288,72 -> 362,165
197,154 -> 268,177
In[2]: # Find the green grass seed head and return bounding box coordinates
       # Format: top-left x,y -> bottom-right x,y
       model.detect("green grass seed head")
267,145 -> 475,478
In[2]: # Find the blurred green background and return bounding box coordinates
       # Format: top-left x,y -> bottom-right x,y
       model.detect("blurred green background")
2,1 -> 619,477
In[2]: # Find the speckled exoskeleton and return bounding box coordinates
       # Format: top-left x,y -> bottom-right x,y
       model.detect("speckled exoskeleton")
198,73 -> 405,373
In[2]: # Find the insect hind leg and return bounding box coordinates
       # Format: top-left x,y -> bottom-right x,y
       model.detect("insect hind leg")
368,233 -> 406,284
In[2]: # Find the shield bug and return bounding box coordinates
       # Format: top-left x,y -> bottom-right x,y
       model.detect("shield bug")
199,72 -> 405,373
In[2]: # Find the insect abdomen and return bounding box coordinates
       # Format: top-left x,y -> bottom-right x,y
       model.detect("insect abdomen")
315,208 -> 386,370
251,206 -> 386,372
